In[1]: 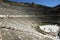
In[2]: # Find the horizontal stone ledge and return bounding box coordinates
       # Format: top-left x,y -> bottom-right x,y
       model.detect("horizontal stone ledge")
0,15 -> 41,17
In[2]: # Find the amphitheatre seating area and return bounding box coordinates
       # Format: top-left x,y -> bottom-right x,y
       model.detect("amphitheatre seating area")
0,2 -> 58,40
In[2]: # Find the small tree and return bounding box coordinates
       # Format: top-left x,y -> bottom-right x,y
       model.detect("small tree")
31,2 -> 34,7
32,2 -> 34,5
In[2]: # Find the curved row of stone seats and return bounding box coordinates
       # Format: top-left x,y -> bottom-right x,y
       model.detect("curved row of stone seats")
7,18 -> 38,32
0,8 -> 24,15
8,17 -> 38,26
0,17 -> 38,31
16,29 -> 55,40
0,17 -> 57,39
1,27 -> 54,40
0,17 -> 54,40
0,28 -> 44,40
0,17 -> 41,35
0,2 -> 38,15
0,2 -> 57,25
0,7 -> 37,15
1,27 -> 40,40
15,30 -> 42,40
0,26 -> 53,40
10,6 -> 36,14
3,3 -> 35,12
